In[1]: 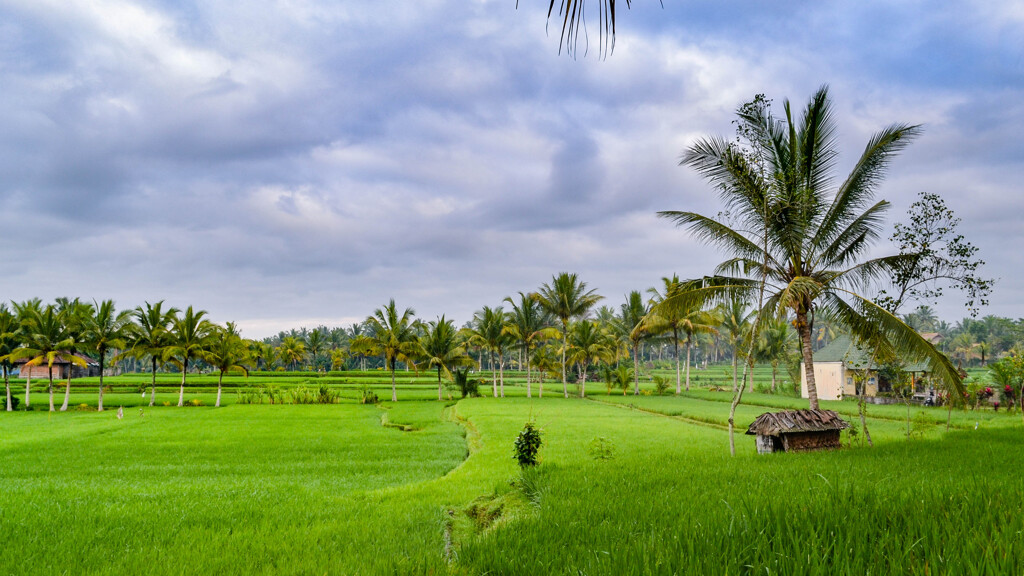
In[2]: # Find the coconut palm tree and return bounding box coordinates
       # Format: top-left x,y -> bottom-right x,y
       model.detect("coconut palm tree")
168,306 -> 214,407
615,291 -> 649,395
84,300 -> 133,412
757,316 -> 794,393
12,298 -> 43,407
9,305 -> 82,412
658,85 -> 961,409
503,292 -> 558,398
55,297 -> 93,412
566,320 -> 615,397
718,298 -> 754,393
417,315 -> 472,400
307,328 -> 327,371
123,301 -> 178,407
0,305 -> 19,411
533,272 -> 603,398
361,300 -> 419,402
279,336 -> 307,371
467,306 -> 512,397
206,322 -> 250,407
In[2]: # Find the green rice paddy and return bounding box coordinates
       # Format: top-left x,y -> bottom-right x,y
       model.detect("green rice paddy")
1,368 -> 1021,575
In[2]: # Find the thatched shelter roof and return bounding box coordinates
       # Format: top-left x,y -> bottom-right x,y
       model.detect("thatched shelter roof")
745,409 -> 850,436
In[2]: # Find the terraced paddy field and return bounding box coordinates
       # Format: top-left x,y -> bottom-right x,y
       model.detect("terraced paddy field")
1,371 -> 1022,574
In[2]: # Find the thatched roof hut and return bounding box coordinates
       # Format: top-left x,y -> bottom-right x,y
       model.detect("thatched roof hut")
745,409 -> 849,454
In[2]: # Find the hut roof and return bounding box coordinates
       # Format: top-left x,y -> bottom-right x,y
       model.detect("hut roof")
745,409 -> 850,436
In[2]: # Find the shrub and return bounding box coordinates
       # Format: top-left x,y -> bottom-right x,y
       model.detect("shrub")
359,383 -> 378,405
453,368 -> 480,398
76,403 -> 94,412
188,398 -> 203,407
653,376 -> 671,396
588,436 -> 615,460
513,422 -> 543,468
4,395 -> 20,410
317,385 -> 339,404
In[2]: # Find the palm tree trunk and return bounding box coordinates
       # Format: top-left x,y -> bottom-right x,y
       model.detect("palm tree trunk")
561,324 -> 568,398
437,366 -> 443,401
5,366 -> 11,411
216,371 -> 223,407
149,357 -> 157,407
525,345 -> 532,398
490,351 -> 497,398
632,346 -> 640,395
390,358 -> 397,402
97,353 -> 106,412
178,359 -> 187,407
731,348 -> 738,392
685,339 -> 693,392
24,374 -> 30,408
580,361 -> 587,398
48,365 -> 54,412
499,357 -> 505,398
60,369 -> 72,411
771,363 -> 777,393
674,328 -> 681,395
796,312 -> 819,410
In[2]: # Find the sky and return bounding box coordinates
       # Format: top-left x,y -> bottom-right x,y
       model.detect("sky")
1,0 -> 1022,338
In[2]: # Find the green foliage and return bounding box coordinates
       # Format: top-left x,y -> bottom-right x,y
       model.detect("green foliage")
513,421 -> 542,468
652,375 -> 671,396
588,436 -> 616,460
453,368 -> 480,398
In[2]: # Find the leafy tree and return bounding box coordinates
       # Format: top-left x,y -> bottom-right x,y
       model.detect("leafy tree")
168,306 -> 214,407
330,348 -> 348,371
533,272 -> 603,398
417,315 -> 472,400
756,316 -> 794,393
11,298 -> 43,407
361,300 -> 419,402
718,298 -> 753,392
659,85 -> 962,409
206,322 -> 250,407
85,300 -> 133,412
307,328 -> 327,371
467,306 -> 512,397
877,191 -> 993,316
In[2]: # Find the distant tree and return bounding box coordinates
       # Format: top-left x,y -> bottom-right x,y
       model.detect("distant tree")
85,300 -> 133,412
533,272 -> 603,398
718,298 -> 753,393
330,348 -> 348,371
279,336 -> 307,371
468,306 -> 512,397
168,306 -> 214,407
307,328 -> 327,371
11,299 -> 43,407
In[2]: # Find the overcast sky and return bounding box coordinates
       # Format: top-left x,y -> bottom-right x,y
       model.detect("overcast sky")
1,0 -> 1022,338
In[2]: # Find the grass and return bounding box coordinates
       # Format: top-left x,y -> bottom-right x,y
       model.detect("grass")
2,369 -> 1022,574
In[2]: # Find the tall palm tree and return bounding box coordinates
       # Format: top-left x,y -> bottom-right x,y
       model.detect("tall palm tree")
616,290 -> 649,395
9,305 -> 81,412
0,306 -> 19,411
168,306 -> 214,407
566,320 -> 615,397
361,299 -> 419,402
503,292 -> 558,398
56,297 -> 93,411
468,306 -> 512,397
206,322 -> 250,407
658,85 -> 961,408
85,300 -> 133,412
757,316 -> 794,393
417,315 -> 471,400
533,272 -> 603,398
123,301 -> 178,407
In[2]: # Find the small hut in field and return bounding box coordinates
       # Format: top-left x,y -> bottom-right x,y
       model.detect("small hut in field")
746,409 -> 849,454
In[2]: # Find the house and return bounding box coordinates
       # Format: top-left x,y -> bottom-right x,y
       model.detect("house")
746,409 -> 849,454
15,353 -> 101,380
799,334 -> 931,402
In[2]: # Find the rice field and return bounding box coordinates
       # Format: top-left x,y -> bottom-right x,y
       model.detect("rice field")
1,368 -> 1021,575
